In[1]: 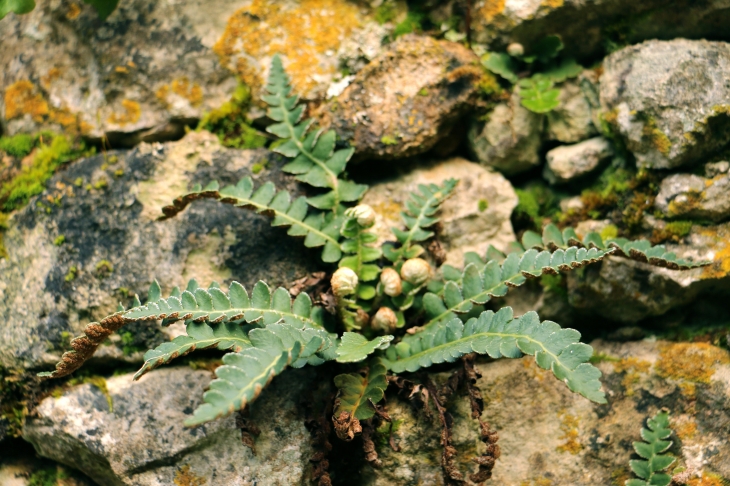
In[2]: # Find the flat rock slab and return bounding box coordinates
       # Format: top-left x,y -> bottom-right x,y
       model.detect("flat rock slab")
0,132 -> 319,371
655,172 -> 730,222
544,137 -> 613,185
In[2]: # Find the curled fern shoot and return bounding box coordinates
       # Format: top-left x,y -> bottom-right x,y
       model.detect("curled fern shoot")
160,177 -> 344,263
385,308 -> 606,403
626,411 -> 676,486
264,54 -> 367,212
339,206 -> 382,299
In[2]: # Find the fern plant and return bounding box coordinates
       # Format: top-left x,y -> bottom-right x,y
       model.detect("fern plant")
626,411 -> 676,486
40,55 -> 708,481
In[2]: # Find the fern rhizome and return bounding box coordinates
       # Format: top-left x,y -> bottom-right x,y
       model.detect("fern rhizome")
40,55 -> 707,482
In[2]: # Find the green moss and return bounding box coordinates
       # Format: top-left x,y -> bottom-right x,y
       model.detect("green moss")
73,177 -> 83,187
68,375 -> 113,411
114,169 -> 124,178
418,87 -> 429,96
0,133 -> 35,157
513,182 -> 560,231
121,331 -> 144,357
64,265 -> 78,282
53,234 -> 65,246
393,10 -> 424,37
199,83 -> 267,150
599,225 -> 618,241
374,0 -> 397,24
478,199 -> 488,212
540,273 -> 567,298
28,466 -> 70,486
380,135 -> 398,146
589,352 -> 621,364
93,177 -> 108,190
375,418 -> 403,447
0,134 -> 88,211
95,260 -> 113,277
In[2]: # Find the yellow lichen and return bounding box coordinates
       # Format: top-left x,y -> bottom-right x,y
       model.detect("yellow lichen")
66,3 -> 81,19
701,226 -> 730,280
556,411 -> 582,454
174,465 -> 207,486
687,474 -> 728,486
541,0 -> 564,8
672,415 -> 697,440
172,78 -> 203,106
642,118 -> 672,156
213,0 -> 363,95
41,67 -> 63,88
655,342 -> 730,384
107,99 -> 141,125
479,0 -> 506,21
4,80 -> 50,122
613,357 -> 651,396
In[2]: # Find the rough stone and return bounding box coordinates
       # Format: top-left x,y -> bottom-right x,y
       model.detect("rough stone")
468,91 -> 543,176
470,0 -> 730,62
0,452 -> 95,486
0,0 -> 388,144
544,137 -> 614,185
318,34 -> 481,161
23,366 -> 318,485
0,132 -> 319,371
705,160 -> 730,178
361,157 -> 518,266
600,39 -> 730,169
655,173 -> 730,222
546,78 -> 598,143
567,223 -> 730,323
360,339 -> 730,485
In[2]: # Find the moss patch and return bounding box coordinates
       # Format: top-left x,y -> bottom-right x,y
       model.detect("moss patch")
0,133 -> 35,157
198,84 -> 267,149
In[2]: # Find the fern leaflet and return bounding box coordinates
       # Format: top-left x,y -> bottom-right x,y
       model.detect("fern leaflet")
626,411 -> 676,486
339,211 -> 382,300
384,308 -> 606,403
160,177 -> 344,263
264,54 -> 367,212
336,332 -> 393,363
185,323 -> 337,427
333,359 -> 389,421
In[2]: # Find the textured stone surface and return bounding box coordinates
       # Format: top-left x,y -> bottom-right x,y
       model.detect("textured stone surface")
361,157 -> 518,266
544,137 -> 614,185
0,0 -> 388,144
655,172 -> 730,222
319,35 -> 481,161
470,0 -> 730,61
546,78 -> 598,144
600,39 -> 730,169
23,366 -> 318,485
467,91 -> 543,175
358,339 -> 730,485
0,132 -> 319,371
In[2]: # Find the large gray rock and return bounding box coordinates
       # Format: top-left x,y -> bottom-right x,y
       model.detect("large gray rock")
361,157 -> 518,266
0,132 -> 319,371
544,137 -> 613,184
546,79 -> 598,144
319,35 -> 481,161
655,172 -> 730,222
470,0 -> 730,62
600,39 -> 730,169
0,0 -> 388,144
468,91 -> 543,176
23,366 -> 318,485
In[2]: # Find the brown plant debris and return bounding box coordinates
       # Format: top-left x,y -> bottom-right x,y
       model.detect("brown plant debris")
235,411 -> 261,453
289,271 -> 327,297
362,419 -> 382,468
333,410 -> 362,441
470,420 -> 501,483
304,391 -> 334,486
425,377 -> 465,484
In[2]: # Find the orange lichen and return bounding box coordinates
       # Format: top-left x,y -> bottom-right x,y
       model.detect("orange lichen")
42,68 -> 63,88
172,78 -> 203,106
66,3 -> 81,19
173,465 -> 207,486
4,80 -> 50,122
613,358 -> 651,396
541,0 -> 564,8
479,0 -> 506,21
687,474 -> 727,486
701,226 -> 730,280
672,416 -> 697,440
556,412 -> 582,454
655,342 -> 730,384
107,99 -> 141,125
115,66 -> 129,74
213,0 -> 363,95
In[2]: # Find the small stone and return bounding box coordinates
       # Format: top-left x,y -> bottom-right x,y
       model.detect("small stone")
655,173 -> 730,222
705,161 -> 730,178
546,79 -> 598,144
543,137 -> 614,185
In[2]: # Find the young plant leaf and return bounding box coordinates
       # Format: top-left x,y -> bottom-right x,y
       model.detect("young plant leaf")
336,333 -> 394,363
333,359 -> 388,420
0,0 -> 35,19
519,76 -> 561,113
482,52 -> 519,83
626,411 -> 675,486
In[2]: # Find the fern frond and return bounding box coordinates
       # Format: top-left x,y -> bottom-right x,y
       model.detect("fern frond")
336,332 -> 393,363
384,179 -> 458,264
39,280 -> 328,379
263,55 -> 367,212
333,359 -> 388,421
133,321 -> 251,380
339,210 -> 382,299
626,411 -> 675,486
521,223 -> 707,270
160,177 -> 344,263
384,308 -> 606,403
421,247 -> 612,331
185,323 -> 337,427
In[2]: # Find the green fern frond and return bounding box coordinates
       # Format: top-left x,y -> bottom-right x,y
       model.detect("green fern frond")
422,247 -> 612,330
263,54 -> 367,212
160,177 -> 344,263
384,179 -> 458,265
185,323 -> 337,427
521,223 -> 707,269
336,332 -> 394,363
133,321 -> 251,380
384,308 -> 606,403
339,209 -> 382,300
626,411 -> 676,486
333,359 -> 388,421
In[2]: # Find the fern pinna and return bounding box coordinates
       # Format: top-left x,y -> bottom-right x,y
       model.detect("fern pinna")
41,55 -> 708,482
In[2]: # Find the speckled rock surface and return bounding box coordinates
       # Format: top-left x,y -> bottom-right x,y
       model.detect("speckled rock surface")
470,0 -> 730,61
355,339 -> 730,485
0,132 -> 319,371
546,78 -> 598,144
600,39 -> 730,169
0,0 -> 389,144
361,157 -> 518,266
319,35 -> 481,160
544,137 -> 614,185
468,91 -> 543,175
655,172 -> 730,222
23,366 -> 318,485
